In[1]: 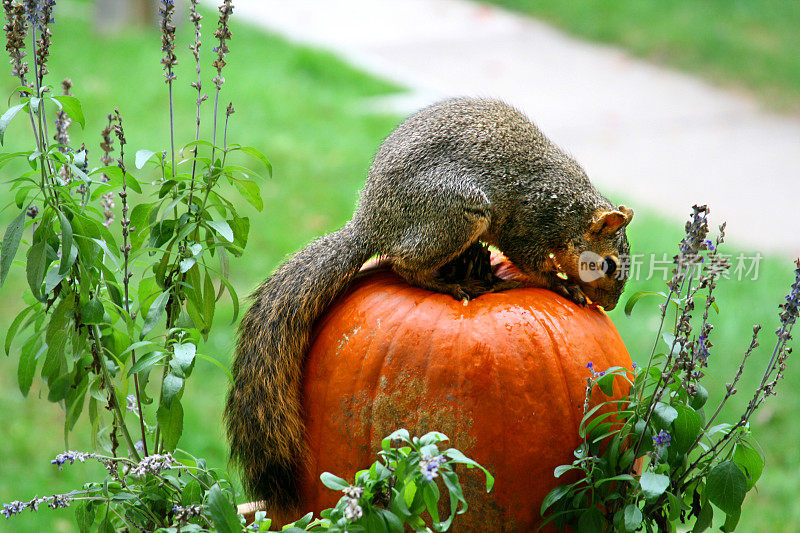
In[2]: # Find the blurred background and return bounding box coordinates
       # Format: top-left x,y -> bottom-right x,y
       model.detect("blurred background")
1,0 -> 798,531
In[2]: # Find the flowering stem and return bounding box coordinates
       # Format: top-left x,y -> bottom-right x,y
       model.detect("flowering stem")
167,81 -> 176,180
187,0 -> 203,213
89,324 -> 141,462
210,87 -> 220,166
116,117 -> 149,457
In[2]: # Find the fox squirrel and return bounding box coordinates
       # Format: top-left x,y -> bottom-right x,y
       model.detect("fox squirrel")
225,98 -> 634,510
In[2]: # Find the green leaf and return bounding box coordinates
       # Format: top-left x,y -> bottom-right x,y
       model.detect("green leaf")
171,342 -> 196,377
26,239 -> 48,300
206,484 -> 241,533
689,383 -> 709,409
5,304 -> 35,355
1,209 -> 27,285
623,504 -> 643,532
232,178 -> 263,211
160,372 -> 184,409
230,216 -> 250,252
553,464 -> 578,478
44,267 -> 66,295
0,102 -> 27,144
653,402 -> 678,427
320,472 -> 349,491
404,481 -> 417,508
733,444 -> 764,490
692,498 -> 713,532
707,461 -> 747,516
379,508 -> 404,533
639,472 -> 669,500
442,448 -> 494,492
624,290 -> 663,317
423,483 -> 440,524
17,336 -> 40,396
207,220 -> 234,242
65,376 -> 89,430
97,517 -> 114,533
128,350 -> 166,376
216,273 -> 240,323
672,404 -> 703,453
52,95 -> 85,128
140,291 -> 170,339
720,506 -> 741,532
236,145 -> 273,177
47,374 -> 71,402
58,210 -> 74,275
595,372 -> 616,396
540,484 -> 571,514
203,270 -> 216,330
74,500 -> 96,533
181,479 -> 203,506
156,399 -> 183,452
80,297 -> 105,325
135,149 -> 156,169
577,506 -> 606,533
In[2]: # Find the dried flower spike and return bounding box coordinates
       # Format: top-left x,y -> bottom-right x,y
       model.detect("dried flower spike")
32,0 -> 55,84
212,0 -> 233,89
53,78 -> 72,156
159,0 -> 177,83
3,0 -> 30,91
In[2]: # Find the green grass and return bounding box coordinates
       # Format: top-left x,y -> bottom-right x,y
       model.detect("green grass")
483,0 -> 800,112
0,3 -> 797,532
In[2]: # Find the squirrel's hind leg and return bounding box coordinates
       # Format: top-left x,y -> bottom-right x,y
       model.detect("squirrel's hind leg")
389,203 -> 491,301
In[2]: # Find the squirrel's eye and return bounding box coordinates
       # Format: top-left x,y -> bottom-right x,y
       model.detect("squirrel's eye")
601,256 -> 617,277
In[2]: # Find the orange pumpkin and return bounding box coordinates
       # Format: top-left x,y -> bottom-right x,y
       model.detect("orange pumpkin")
292,254 -> 632,532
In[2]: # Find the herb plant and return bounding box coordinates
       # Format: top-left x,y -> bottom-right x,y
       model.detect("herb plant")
0,1 -> 490,531
541,205 -> 800,532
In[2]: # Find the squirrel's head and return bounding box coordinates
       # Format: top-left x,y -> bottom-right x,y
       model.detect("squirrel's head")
552,205 -> 634,310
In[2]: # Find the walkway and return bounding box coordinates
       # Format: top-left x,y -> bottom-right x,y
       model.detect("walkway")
222,0 -> 800,257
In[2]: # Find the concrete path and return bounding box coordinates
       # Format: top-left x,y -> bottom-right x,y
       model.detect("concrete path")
223,0 -> 800,257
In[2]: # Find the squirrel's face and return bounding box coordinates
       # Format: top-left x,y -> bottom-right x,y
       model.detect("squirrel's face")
553,206 -> 634,310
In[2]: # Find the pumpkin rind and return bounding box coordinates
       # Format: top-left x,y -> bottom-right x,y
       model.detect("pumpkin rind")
295,256 -> 632,532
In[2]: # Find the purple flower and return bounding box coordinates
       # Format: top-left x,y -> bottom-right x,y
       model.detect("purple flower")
652,430 -> 671,448
419,454 -> 446,482
696,334 -> 710,363
585,361 -> 605,378
1,500 -> 24,518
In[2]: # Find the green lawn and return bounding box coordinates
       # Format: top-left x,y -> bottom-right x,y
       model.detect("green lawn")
483,0 -> 800,112
0,3 -> 798,532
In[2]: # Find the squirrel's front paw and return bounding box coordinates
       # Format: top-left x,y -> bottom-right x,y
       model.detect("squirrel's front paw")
552,279 -> 588,306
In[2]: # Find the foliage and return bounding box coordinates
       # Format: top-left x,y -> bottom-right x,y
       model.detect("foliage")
0,0 -> 268,527
541,205 -> 799,532
0,1 -> 490,531
250,431 -> 494,533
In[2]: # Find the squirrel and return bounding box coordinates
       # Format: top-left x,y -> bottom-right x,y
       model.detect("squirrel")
225,97 -> 634,511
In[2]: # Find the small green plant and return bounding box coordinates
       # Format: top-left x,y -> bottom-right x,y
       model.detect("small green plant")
250,430 -> 494,533
541,205 -> 799,532
0,0 -> 265,529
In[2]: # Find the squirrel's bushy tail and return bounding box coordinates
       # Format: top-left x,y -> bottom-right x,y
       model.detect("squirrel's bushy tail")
225,221 -> 373,510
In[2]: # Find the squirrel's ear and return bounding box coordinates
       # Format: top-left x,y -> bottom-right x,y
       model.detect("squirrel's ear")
590,206 -> 634,235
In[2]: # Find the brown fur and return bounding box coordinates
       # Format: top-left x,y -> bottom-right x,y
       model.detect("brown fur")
225,98 -> 634,510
